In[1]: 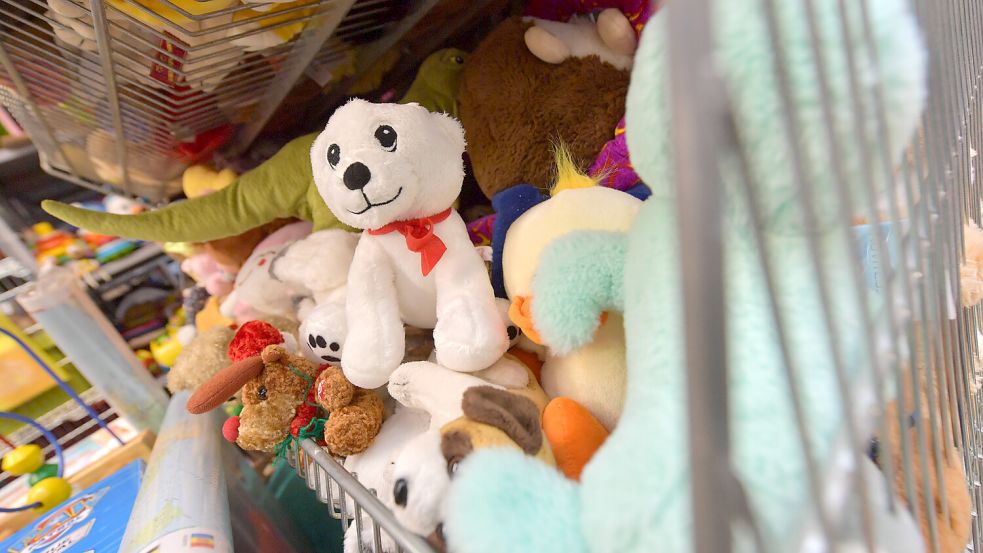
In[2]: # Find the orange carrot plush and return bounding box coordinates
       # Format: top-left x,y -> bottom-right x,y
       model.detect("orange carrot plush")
543,397 -> 609,480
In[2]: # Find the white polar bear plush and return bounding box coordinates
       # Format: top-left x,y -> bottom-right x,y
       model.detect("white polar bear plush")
311,99 -> 509,389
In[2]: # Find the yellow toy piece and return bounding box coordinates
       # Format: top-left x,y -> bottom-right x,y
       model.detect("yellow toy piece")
2,444 -> 44,475
27,476 -> 72,512
182,165 -> 238,199
107,0 -> 237,28
195,296 -> 234,333
150,335 -> 183,367
231,0 -> 317,50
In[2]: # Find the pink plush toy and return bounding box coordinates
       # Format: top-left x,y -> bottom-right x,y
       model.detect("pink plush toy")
181,253 -> 236,297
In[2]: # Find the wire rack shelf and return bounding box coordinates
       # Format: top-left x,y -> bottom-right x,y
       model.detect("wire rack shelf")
0,0 -> 419,202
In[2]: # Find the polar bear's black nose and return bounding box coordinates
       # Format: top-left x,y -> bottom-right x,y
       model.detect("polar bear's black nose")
343,162 -> 371,190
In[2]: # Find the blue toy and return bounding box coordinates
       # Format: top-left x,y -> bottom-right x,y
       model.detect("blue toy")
443,0 -> 927,552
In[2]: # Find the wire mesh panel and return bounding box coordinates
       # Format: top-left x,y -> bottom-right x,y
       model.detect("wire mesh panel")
288,439 -> 435,553
662,0 -> 983,551
0,0 -> 420,201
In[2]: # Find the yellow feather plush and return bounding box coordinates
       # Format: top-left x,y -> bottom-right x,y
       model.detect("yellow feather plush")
550,144 -> 598,196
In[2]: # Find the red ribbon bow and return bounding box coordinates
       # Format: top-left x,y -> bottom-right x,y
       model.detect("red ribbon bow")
368,208 -> 453,276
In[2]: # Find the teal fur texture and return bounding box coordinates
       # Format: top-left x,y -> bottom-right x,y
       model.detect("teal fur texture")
531,230 -> 627,355
444,0 -> 926,552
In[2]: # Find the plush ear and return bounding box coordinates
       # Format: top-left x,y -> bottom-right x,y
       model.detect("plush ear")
431,111 -> 467,153
187,356 -> 264,414
461,386 -> 542,454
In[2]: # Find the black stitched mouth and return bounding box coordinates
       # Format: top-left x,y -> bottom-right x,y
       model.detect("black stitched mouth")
347,187 -> 403,215
321,355 -> 340,363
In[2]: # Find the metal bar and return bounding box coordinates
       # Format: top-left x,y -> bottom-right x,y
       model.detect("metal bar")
665,1 -> 733,553
90,0 -> 133,195
228,0 -> 354,153
0,43 -> 82,179
300,440 -> 434,553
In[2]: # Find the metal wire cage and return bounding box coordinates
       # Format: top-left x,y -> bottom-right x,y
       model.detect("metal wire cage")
667,0 -> 983,551
288,440 -> 435,553
0,0 -> 419,202
278,0 -> 983,552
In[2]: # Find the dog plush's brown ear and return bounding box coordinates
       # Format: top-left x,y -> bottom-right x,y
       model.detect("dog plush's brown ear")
187,356 -> 264,414
461,386 -> 542,454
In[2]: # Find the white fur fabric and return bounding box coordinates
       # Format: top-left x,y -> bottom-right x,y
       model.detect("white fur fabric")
311,100 -> 508,388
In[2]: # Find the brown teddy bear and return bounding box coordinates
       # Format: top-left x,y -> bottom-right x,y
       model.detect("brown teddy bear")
457,17 -> 629,199
313,366 -> 385,457
186,321 -> 383,456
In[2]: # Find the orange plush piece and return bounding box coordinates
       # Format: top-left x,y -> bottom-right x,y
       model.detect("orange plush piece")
543,397 -> 609,480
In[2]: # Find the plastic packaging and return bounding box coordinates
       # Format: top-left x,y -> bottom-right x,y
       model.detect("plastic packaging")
18,267 -> 167,431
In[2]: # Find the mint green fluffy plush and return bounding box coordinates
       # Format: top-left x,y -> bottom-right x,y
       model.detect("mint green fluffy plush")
530,230 -> 626,355
443,0 -> 926,552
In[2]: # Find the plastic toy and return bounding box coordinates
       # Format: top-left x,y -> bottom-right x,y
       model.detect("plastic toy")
0,412 -> 69,514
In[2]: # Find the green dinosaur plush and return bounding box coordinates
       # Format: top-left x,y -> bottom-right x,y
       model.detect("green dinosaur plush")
401,48 -> 468,118
44,133 -> 336,241
42,49 -> 469,242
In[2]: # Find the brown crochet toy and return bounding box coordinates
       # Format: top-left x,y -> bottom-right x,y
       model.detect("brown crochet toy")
187,320 -> 383,456
457,17 -> 628,199
873,337 -> 972,553
313,367 -> 385,456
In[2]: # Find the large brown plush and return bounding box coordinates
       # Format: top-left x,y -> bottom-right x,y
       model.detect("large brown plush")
875,331 -> 972,553
457,17 -> 629,199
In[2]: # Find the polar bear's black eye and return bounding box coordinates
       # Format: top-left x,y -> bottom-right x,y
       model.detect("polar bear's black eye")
375,125 -> 397,151
327,144 -> 340,168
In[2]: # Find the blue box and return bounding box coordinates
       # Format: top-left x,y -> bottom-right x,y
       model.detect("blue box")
2,460 -> 144,553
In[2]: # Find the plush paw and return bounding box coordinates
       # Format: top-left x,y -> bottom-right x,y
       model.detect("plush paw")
597,8 -> 637,56
314,367 -> 354,411
524,25 -> 571,64
386,362 -> 419,408
324,406 -> 380,456
342,323 -> 405,388
433,297 -> 508,373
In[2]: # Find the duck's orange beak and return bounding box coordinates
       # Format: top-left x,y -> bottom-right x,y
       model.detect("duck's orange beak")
509,295 -> 543,345
509,296 -> 610,348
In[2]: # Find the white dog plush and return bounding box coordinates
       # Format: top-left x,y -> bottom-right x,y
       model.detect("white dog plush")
311,99 -> 509,388
219,226 -> 357,323
273,229 -> 358,320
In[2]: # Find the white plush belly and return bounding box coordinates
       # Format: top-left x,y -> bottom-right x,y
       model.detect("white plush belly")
541,314 -> 627,431
376,235 -> 438,329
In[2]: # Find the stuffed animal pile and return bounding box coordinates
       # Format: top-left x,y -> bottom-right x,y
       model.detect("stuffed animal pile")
37,0 -> 973,552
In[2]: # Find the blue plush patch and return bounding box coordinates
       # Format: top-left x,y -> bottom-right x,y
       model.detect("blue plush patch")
490,184 -> 548,298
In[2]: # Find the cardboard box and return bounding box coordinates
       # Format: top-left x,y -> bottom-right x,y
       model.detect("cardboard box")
1,459 -> 144,553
